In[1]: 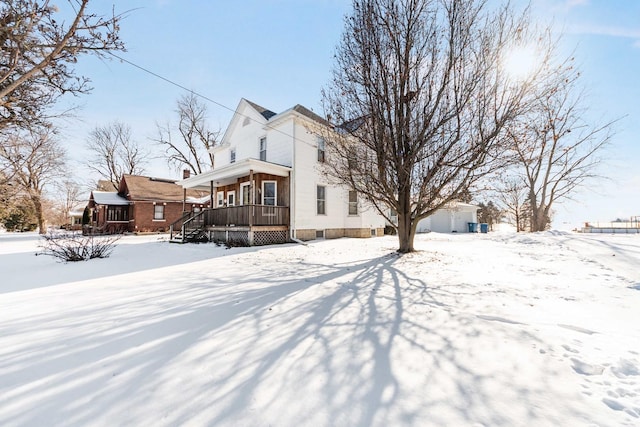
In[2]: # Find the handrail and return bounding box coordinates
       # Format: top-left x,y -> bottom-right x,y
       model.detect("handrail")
169,211 -> 194,240
180,210 -> 207,241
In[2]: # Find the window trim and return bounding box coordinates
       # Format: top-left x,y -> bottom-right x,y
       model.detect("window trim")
230,148 -> 236,164
240,181 -> 252,205
153,204 -> 165,221
317,137 -> 325,162
317,185 -> 326,215
259,136 -> 267,161
217,191 -> 225,207
348,190 -> 358,216
262,180 -> 277,206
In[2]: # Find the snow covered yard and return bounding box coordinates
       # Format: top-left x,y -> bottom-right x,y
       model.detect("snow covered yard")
0,231 -> 639,427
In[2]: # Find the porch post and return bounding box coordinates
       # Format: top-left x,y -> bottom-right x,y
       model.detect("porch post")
182,169 -> 190,213
210,180 -> 214,208
249,169 -> 254,228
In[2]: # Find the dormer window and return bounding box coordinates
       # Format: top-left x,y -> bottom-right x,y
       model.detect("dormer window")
259,137 -> 267,161
230,148 -> 236,163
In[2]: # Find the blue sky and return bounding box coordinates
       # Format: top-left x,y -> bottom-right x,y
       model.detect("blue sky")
57,0 -> 639,228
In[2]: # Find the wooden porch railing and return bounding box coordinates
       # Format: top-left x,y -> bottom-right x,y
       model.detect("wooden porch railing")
204,205 -> 289,227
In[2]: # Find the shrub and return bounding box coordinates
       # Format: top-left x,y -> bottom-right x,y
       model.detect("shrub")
38,231 -> 121,262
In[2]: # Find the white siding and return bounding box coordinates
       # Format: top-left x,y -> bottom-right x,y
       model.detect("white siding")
291,118 -> 385,233
264,121 -> 293,167
417,205 -> 479,233
204,99 -> 387,236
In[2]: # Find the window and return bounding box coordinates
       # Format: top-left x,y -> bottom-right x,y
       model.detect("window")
230,148 -> 236,163
240,182 -> 251,205
107,206 -> 129,222
262,181 -> 276,206
317,137 -> 325,162
259,137 -> 267,161
217,191 -> 225,207
348,190 -> 358,215
347,147 -> 357,170
227,191 -> 235,207
317,185 -> 326,215
153,204 -> 165,220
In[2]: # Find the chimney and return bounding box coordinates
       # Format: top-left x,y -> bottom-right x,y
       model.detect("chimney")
183,169 -> 191,179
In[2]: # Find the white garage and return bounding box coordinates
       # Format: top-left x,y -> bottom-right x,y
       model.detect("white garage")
416,202 -> 480,233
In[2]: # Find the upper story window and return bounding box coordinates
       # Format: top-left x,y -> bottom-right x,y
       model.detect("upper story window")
230,148 -> 236,163
348,190 -> 358,215
259,137 -> 267,161
317,137 -> 325,162
317,185 -> 326,215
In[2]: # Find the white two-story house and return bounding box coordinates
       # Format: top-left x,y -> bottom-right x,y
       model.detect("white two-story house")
176,98 -> 386,245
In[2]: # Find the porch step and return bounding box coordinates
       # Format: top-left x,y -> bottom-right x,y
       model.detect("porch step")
170,228 -> 208,244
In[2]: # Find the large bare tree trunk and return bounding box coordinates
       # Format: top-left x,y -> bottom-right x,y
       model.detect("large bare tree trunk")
30,194 -> 45,234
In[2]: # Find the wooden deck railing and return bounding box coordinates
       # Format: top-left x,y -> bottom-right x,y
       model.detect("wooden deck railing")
204,205 -> 289,227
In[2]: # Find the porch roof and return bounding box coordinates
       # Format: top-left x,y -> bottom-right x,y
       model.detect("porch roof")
91,191 -> 130,206
179,158 -> 291,191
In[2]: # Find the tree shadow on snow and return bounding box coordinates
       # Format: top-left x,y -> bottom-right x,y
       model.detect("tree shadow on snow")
0,244 -> 610,426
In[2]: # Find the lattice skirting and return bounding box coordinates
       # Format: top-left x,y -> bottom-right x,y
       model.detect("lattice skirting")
209,229 -> 289,246
253,230 -> 289,246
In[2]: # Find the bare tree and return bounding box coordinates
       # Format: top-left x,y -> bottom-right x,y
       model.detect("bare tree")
0,126 -> 66,233
0,0 -> 125,129
507,60 -> 615,232
496,177 -> 530,232
50,178 -> 83,226
321,0 -> 544,252
154,93 -> 218,174
85,121 -> 148,189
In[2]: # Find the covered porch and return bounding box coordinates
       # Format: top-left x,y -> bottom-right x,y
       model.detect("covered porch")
175,159 -> 291,245
84,191 -> 132,235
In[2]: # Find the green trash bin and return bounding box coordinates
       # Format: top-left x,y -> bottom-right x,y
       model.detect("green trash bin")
467,222 -> 478,233
480,223 -> 488,233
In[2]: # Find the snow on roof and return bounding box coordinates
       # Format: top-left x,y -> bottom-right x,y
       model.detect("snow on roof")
91,191 -> 130,206
186,195 -> 212,205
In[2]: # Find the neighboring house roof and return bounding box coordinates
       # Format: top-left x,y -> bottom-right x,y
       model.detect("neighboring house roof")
244,99 -> 277,120
91,191 -> 130,206
120,174 -> 205,202
96,180 -> 118,191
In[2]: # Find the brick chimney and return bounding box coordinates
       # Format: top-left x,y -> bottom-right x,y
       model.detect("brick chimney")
182,169 -> 191,179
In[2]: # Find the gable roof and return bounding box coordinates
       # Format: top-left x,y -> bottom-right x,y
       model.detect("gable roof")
244,99 -> 277,120
292,104 -> 332,127
120,174 -> 205,202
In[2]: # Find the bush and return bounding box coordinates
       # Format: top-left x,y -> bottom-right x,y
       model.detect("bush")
38,231 -> 121,262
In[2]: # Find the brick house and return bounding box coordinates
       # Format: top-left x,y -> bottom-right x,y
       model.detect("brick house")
85,174 -> 208,234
